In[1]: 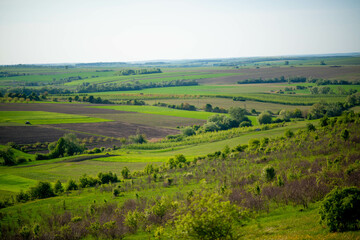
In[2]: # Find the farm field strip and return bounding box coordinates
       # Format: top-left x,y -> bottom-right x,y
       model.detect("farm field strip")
64,72 -> 243,86
89,105 -> 218,120
145,98 -> 311,112
0,111 -> 112,125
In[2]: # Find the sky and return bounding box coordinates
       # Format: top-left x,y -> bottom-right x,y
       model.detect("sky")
0,0 -> 359,65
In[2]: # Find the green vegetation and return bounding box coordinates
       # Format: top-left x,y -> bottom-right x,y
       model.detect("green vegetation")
0,111 -> 111,125
1,57 -> 360,239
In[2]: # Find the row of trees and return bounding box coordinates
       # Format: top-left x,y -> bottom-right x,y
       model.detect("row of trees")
116,68 -> 162,76
237,76 -> 360,85
76,79 -> 198,93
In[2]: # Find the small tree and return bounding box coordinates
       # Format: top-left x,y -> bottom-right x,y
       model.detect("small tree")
341,129 -> 349,141
121,167 -> 131,179
66,179 -> 78,191
54,180 -> 64,194
171,192 -> 243,239
306,123 -> 316,131
262,165 -> 276,182
29,181 -> 55,199
258,111 -> 272,124
181,126 -> 195,136
319,187 -> 360,232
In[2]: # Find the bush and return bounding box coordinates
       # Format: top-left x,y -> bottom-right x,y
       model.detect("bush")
54,180 -> 64,194
98,171 -> 118,184
319,187 -> 360,232
262,165 -> 276,182
181,126 -> 195,136
29,181 -> 55,199
171,192 -> 244,239
121,167 -> 131,179
79,174 -> 99,188
66,179 -> 78,191
306,123 -> 316,131
258,111 -> 272,125
16,190 -> 30,203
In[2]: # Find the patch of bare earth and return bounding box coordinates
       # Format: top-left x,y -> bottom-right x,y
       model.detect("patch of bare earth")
43,121 -> 179,140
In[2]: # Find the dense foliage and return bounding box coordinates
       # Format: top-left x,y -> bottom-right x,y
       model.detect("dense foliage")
319,187 -> 360,232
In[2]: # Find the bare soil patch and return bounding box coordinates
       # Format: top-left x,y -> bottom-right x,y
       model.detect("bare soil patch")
44,121 -> 179,140
0,125 -> 89,144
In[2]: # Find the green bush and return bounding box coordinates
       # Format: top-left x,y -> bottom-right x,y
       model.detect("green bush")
66,179 -> 78,191
319,187 -> 360,232
262,165 -> 276,182
54,180 -> 64,194
171,192 -> 244,239
29,181 -> 55,199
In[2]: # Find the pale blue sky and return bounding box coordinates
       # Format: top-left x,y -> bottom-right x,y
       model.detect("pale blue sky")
0,0 -> 359,64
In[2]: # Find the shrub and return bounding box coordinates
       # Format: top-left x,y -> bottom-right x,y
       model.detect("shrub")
171,192 -> 244,239
124,209 -> 145,233
258,111 -> 272,125
29,181 -> 55,199
16,190 -> 30,203
54,180 -> 64,194
319,187 -> 360,232
66,179 -> 78,191
341,129 -> 350,141
262,165 -> 276,182
0,147 -> 16,166
285,129 -> 294,138
182,126 -> 196,136
98,171 -> 118,184
306,123 -> 316,131
79,174 -> 99,188
121,167 -> 131,179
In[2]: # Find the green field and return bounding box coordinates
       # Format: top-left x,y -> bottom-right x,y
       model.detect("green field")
0,111 -> 112,125
89,105 -> 219,120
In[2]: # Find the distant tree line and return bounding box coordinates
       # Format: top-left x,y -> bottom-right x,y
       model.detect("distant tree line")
115,68 -> 162,76
237,76 -> 360,85
0,71 -> 29,78
1,91 -> 45,101
153,102 -> 197,111
76,79 -> 198,93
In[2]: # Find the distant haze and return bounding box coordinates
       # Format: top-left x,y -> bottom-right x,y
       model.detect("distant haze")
0,0 -> 359,65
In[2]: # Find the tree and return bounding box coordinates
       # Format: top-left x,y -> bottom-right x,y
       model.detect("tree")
204,103 -> 213,112
66,179 -> 78,191
54,180 -> 64,194
0,147 -> 16,166
29,181 -> 55,199
229,107 -> 248,122
129,130 -> 147,144
285,129 -> 294,138
171,192 -> 243,239
306,123 -> 316,131
257,111 -> 272,124
181,126 -> 195,136
319,187 -> 360,232
341,129 -> 349,141
262,165 -> 276,182
121,167 -> 131,179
